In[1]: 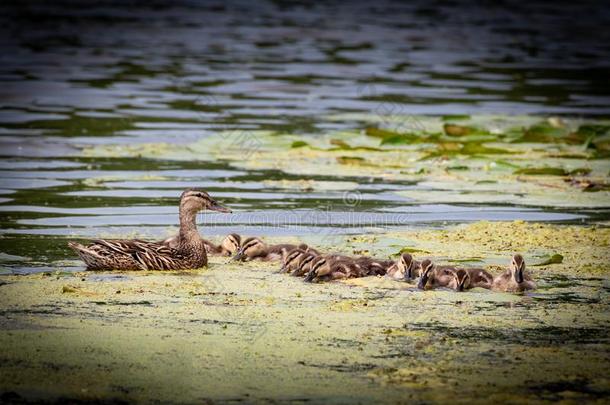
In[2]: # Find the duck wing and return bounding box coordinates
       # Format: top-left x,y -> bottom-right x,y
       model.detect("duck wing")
90,239 -> 186,270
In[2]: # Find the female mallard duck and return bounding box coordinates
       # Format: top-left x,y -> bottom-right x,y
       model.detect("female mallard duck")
386,253 -> 421,281
233,237 -> 319,262
492,254 -> 536,292
417,259 -> 464,291
68,189 -> 230,271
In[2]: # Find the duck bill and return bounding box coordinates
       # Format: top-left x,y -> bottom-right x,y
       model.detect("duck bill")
279,266 -> 288,273
209,201 -> 232,213
303,270 -> 315,283
404,266 -> 413,281
417,275 -> 428,290
515,269 -> 524,284
457,281 -> 466,292
232,250 -> 245,261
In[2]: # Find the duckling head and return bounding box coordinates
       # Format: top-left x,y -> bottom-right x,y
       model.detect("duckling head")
180,189 -> 231,214
399,253 -> 416,281
281,248 -> 305,273
220,233 -> 241,256
304,256 -> 328,282
454,269 -> 470,292
510,254 -> 526,283
295,252 -> 316,275
233,237 -> 266,261
417,259 -> 434,290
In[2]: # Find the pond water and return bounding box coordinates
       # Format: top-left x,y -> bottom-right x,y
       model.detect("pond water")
0,1 -> 609,274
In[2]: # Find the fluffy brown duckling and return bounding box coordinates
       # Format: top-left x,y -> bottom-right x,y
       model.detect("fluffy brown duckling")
232,237 -> 295,262
290,251 -> 318,277
492,254 -> 536,292
462,267 -> 494,289
210,233 -> 241,256
279,248 -> 315,273
386,253 -> 421,281
353,256 -> 395,276
417,259 -> 465,291
303,255 -> 364,283
233,237 -> 319,262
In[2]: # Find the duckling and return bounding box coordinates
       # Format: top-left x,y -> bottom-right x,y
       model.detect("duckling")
234,237 -> 319,262
492,254 -> 536,292
417,259 -> 462,291
279,248 -> 308,274
386,253 -> 421,281
232,237 -> 294,262
451,268 -> 470,292
69,189 -> 231,271
303,255 -> 364,283
353,256 -> 395,276
213,233 -> 242,256
290,251 -> 318,277
462,267 -> 494,289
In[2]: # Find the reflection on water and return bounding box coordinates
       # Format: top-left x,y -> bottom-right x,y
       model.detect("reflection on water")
0,1 -> 609,273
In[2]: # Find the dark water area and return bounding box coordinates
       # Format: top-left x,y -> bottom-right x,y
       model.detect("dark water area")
0,0 -> 609,273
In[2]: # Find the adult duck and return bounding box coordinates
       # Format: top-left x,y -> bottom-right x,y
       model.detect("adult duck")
68,189 -> 231,271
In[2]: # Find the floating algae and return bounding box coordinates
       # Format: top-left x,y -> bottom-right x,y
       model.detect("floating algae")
78,115 -> 610,209
1,222 -> 608,403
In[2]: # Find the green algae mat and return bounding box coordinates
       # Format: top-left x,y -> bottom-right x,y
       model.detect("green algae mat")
81,115 -> 610,209
1,221 -> 608,403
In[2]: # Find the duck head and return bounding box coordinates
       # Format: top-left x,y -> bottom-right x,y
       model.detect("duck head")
304,256 -> 328,282
180,189 -> 231,214
454,268 -> 470,292
399,253 -> 417,281
233,237 -> 266,261
220,233 -> 241,256
510,254 -> 526,284
417,259 -> 434,290
295,252 -> 316,275
281,248 -> 306,273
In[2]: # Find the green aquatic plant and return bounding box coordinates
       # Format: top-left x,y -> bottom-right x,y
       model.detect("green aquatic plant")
533,254 -> 564,266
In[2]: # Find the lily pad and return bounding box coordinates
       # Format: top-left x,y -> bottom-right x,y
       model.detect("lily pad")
533,254 -> 564,266
380,134 -> 420,145
337,156 -> 366,165
291,141 -> 309,148
444,123 -> 473,137
569,168 -> 591,176
398,247 -> 430,254
441,114 -> 471,121
365,127 -> 401,140
512,121 -> 569,143
514,167 -> 567,176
